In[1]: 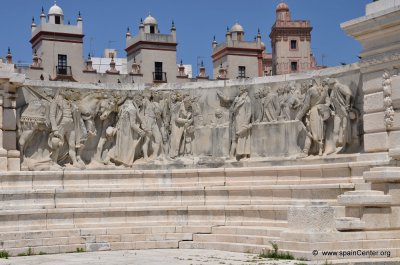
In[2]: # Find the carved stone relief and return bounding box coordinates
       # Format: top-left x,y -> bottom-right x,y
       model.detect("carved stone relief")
16,75 -> 363,170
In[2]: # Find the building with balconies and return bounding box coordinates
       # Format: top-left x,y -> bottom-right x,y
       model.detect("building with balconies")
211,23 -> 268,80
125,15 -> 180,84
28,3 -> 84,82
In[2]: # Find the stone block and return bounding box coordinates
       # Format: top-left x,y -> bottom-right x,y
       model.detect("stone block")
3,131 -> 16,150
2,108 -> 16,130
364,132 -> 389,152
362,207 -> 391,230
85,242 -> 111,252
389,131 -> 400,148
364,112 -> 386,133
335,217 -> 365,231
7,150 -> 20,171
0,156 -> 7,171
393,76 -> 400,108
286,202 -> 336,233
96,234 -> 121,242
120,234 -> 146,242
338,190 -> 392,207
361,70 -> 384,94
251,121 -> 305,157
2,95 -> 17,108
110,242 -> 133,250
364,91 -> 384,113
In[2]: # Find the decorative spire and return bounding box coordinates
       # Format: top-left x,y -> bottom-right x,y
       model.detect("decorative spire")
31,17 -> 36,28
180,59 -> 183,66
77,11 -> 82,21
201,60 -> 204,67
6,47 -> 12,64
139,18 -> 144,29
171,20 -> 176,30
126,26 -> 131,38
41,7 -> 45,16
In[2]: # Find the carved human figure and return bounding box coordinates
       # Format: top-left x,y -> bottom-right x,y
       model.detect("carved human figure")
296,79 -> 331,156
278,85 -> 292,121
141,89 -> 163,161
230,86 -> 252,160
154,91 -> 170,156
106,96 -> 145,167
261,86 -> 280,122
327,78 -> 353,154
254,87 -> 265,122
49,89 -> 85,169
169,95 -> 193,159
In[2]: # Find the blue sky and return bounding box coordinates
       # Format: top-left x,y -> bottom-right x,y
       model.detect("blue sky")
1,0 -> 370,75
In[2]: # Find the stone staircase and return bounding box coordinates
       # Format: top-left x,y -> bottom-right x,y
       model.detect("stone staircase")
0,158 -> 388,257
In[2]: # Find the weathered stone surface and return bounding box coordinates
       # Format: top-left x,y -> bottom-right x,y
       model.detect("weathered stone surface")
364,112 -> 386,133
338,190 -> 392,207
286,202 -> 336,233
364,132 -> 389,152
364,92 -> 385,113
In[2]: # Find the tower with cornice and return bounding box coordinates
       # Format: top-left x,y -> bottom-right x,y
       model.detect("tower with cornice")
29,2 -> 84,81
125,14 -> 178,84
270,2 -> 318,75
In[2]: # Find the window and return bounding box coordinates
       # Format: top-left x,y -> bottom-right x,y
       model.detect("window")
55,15 -> 61,25
238,66 -> 246,78
150,26 -> 155,34
154,62 -> 163,81
57,54 -> 68,75
290,40 -> 297,50
291,62 -> 298,72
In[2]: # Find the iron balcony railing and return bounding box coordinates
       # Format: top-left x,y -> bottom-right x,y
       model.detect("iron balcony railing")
153,72 -> 167,82
56,66 -> 72,76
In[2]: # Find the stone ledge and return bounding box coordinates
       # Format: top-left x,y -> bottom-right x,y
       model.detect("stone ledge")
336,217 -> 366,231
338,190 -> 392,207
364,168 -> 400,183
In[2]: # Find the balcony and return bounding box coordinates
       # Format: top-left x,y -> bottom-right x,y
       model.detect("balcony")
153,72 -> 167,83
53,66 -> 76,82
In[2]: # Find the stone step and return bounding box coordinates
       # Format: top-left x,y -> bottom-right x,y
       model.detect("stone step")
0,205 -> 291,231
0,225 -> 212,241
336,217 -> 366,231
0,159 -> 381,190
1,233 -> 192,250
338,190 -> 392,207
0,220 -> 287,232
0,199 -> 341,211
0,183 -> 352,210
179,241 -> 269,254
364,168 -> 400,183
193,233 -> 280,245
5,240 -> 180,257
0,177 -> 358,190
211,226 -> 283,237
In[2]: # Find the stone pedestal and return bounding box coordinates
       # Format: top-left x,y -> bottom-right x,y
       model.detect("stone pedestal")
279,202 -> 339,260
